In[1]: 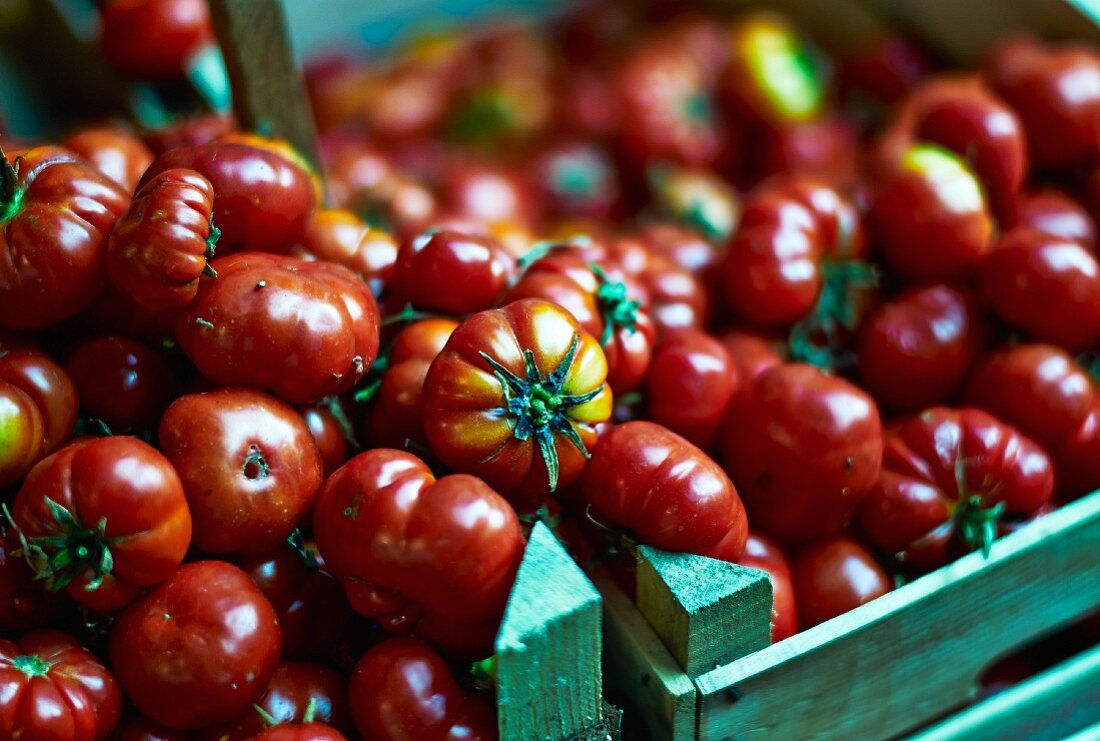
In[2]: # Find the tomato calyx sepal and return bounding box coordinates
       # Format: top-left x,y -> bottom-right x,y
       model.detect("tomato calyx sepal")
788,259 -> 877,371
202,215 -> 221,279
0,148 -> 24,225
5,498 -> 118,592
951,455 -> 1006,558
11,653 -> 54,678
591,263 -> 642,346
287,528 -> 322,571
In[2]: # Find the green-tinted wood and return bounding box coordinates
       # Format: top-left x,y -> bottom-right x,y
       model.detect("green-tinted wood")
495,522 -> 610,740
636,546 -> 772,677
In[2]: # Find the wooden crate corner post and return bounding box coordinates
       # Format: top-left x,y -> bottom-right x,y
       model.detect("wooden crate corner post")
495,522 -> 619,741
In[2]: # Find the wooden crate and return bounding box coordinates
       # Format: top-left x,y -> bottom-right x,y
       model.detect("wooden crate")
596,491 -> 1100,739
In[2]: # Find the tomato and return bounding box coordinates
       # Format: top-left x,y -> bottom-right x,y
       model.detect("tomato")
0,530 -> 72,636
856,285 -> 987,413
642,184 -> 737,253
107,168 -> 218,312
391,229 -> 516,315
0,630 -> 122,740
721,363 -> 883,543
349,637 -> 497,741
142,113 -> 236,156
140,136 -> 317,255
423,299 -> 612,499
436,158 -> 538,228
1054,400 -> 1100,499
1014,189 -> 1096,250
255,724 -> 346,741
114,716 -> 191,741
979,227 -> 1100,352
301,400 -> 353,477
320,140 -> 437,231
176,253 -> 380,404
12,436 -> 191,611
528,141 -> 621,221
100,0 -> 214,79
583,421 -> 748,561
791,537 -> 892,629
109,561 -> 281,730
63,126 -> 154,194
719,330 -> 785,387
504,250 -> 655,393
756,114 -> 859,188
645,329 -> 737,447
0,147 -> 130,329
367,318 -> 458,450
836,33 -> 928,107
296,209 -> 399,296
65,336 -> 178,435
739,532 -> 797,643
159,388 -> 323,555
858,407 -> 1054,569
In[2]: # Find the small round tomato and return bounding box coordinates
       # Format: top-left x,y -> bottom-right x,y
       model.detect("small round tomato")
0,530 -> 72,637
791,537 -> 892,629
856,285 -> 987,413
979,227 -> 1100,352
63,126 -> 154,194
437,157 -> 538,227
313,449 -> 524,657
423,299 -> 612,499
637,220 -> 729,274
107,168 -> 218,312
1014,189 -> 1096,250
349,638 -> 497,741
739,532 -> 797,643
12,436 -> 191,611
645,329 -> 737,447
109,561 -> 282,730
756,114 -> 859,188
176,253 -> 380,404
100,0 -> 214,79
721,363 -> 883,543
296,209 -> 398,296
66,336 -> 179,435
0,630 -> 123,740
528,140 -> 620,221
390,229 -> 515,315
159,388 -> 323,555
301,400 -> 353,477
583,421 -> 748,561
858,407 -> 1054,569
0,147 -> 130,329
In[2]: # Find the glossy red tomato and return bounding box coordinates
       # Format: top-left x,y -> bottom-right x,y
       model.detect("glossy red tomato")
296,209 -> 399,296
739,532 -> 798,643
142,113 -> 236,155
159,388 -> 323,554
313,449 -> 524,657
423,299 -> 612,499
176,253 -> 380,404
856,285 -> 987,413
255,723 -> 346,741
63,126 -> 154,194
100,0 -> 214,79
12,436 -> 191,611
109,561 -> 281,730
584,421 -> 748,561
791,537 -> 892,629
636,220 -> 729,274
390,229 -> 515,315
66,336 -> 178,435
349,638 -> 497,741
107,168 -> 218,312
301,400 -> 353,477
0,147 -> 130,329
0,630 -> 122,740
1014,189 -> 1096,250
528,140 -> 621,221
0,531 -> 71,635
721,363 -> 883,543
858,408 -> 1054,569
719,330 -> 785,387
756,114 -> 859,188
1054,400 -> 1100,499
436,158 -> 538,228
979,227 -> 1100,351
645,329 -> 737,447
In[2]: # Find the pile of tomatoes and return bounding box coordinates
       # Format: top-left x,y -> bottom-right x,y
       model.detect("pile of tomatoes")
2,0 -> 1100,738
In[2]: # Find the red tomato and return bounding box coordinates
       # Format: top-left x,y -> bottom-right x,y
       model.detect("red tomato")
12,436 -> 191,611
0,147 -> 130,329
436,158 -> 538,227
721,363 -> 883,543
349,637 -> 497,741
1014,189 -> 1096,250
583,421 -> 748,561
739,531 -> 798,643
636,220 -> 729,274
719,330 -> 785,387
979,227 -> 1100,352
836,33 -> 928,107
528,140 -> 621,221
856,285 -> 987,413
63,126 -> 154,194
100,0 -> 214,79
296,209 -> 398,296
0,630 -> 122,740
301,400 -> 353,477
756,114 -> 859,188
107,168 -> 218,312
159,388 -> 324,554
791,537 -> 892,629
0,530 -> 72,637
858,408 -> 1054,569
108,561 -> 282,730
142,113 -> 236,155
255,724 -> 346,741
176,253 -> 380,404
423,299 -> 612,499
390,229 -> 515,315
313,449 -> 524,657
645,329 -> 737,447
1055,400 -> 1100,499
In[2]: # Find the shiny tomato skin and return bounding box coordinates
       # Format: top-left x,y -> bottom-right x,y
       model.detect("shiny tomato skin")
108,561 -> 282,730
583,421 -> 748,561
159,388 -> 324,555
100,0 -> 213,79
645,330 -> 738,448
1014,189 -> 1096,250
0,630 -> 123,741
107,168 -> 217,312
721,363 -> 883,544
856,285 -> 986,413
63,126 -> 154,194
255,724 -> 346,741
1054,400 -> 1100,499
349,637 -> 497,741
636,222 -> 725,274
312,449 -> 524,657
0,383 -> 42,488
719,330 -> 785,387
296,208 -> 398,296
301,402 -> 351,477
12,436 -> 191,611
176,253 -> 380,404
739,532 -> 797,642
0,147 -> 131,329
979,227 -> 1100,351
391,229 -> 515,315
66,336 -> 178,435
791,537 -> 892,629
